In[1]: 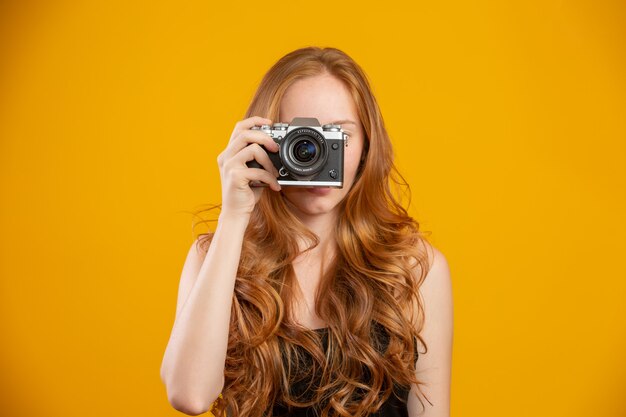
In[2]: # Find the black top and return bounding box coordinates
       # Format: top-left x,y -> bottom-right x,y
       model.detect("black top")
272,323 -> 419,417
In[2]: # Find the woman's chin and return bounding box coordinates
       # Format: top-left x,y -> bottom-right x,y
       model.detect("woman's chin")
282,188 -> 339,216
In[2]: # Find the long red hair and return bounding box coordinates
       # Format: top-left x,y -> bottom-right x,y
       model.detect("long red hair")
193,46 -> 433,417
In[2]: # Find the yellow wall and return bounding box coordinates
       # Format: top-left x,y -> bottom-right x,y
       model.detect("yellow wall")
1,1 -> 624,416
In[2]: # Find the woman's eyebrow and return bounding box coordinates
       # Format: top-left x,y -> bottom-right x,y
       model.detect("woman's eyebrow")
331,119 -> 357,126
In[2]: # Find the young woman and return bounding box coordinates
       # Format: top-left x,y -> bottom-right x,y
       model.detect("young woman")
160,46 -> 453,417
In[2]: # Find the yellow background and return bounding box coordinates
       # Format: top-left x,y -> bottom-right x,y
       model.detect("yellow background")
1,1 -> 625,416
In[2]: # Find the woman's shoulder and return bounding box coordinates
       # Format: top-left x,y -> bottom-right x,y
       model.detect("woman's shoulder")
408,239 -> 447,279
425,244 -> 448,275
430,245 -> 450,279
407,243 -> 452,316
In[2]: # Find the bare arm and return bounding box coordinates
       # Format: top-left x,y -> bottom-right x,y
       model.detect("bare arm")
407,245 -> 454,417
160,116 -> 281,415
160,213 -> 250,415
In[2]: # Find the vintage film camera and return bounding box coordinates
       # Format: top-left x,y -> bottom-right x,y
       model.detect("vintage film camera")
246,117 -> 349,187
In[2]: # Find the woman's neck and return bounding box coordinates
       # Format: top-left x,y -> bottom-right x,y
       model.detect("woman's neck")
293,210 -> 339,261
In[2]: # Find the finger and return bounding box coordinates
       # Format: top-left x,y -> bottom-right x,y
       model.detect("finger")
233,128 -> 280,153
232,143 -> 279,177
238,167 -> 281,191
223,129 -> 280,163
231,116 -> 273,142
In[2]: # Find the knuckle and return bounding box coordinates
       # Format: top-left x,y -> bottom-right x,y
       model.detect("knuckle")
236,130 -> 251,141
249,142 -> 263,152
227,167 -> 240,181
223,158 -> 234,171
233,130 -> 245,142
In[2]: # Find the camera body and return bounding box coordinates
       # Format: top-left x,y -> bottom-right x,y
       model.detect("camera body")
246,117 -> 349,188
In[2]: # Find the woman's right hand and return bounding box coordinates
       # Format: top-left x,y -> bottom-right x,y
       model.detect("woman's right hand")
217,116 -> 282,218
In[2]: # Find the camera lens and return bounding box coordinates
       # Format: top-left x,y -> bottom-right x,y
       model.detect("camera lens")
294,139 -> 317,163
281,127 -> 329,178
